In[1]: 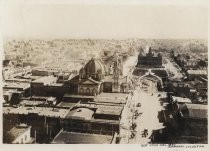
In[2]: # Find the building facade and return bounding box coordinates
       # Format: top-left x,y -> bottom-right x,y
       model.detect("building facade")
137,47 -> 162,68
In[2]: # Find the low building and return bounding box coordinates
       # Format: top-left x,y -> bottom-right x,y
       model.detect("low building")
3,81 -> 31,105
171,96 -> 192,104
61,102 -> 124,135
3,81 -> 30,96
31,68 -> 59,76
4,124 -> 34,144
51,130 -> 115,144
3,90 -> 22,105
166,82 -> 196,99
31,75 -> 70,97
3,106 -> 70,143
177,103 -> 208,143
186,70 -> 207,81
60,93 -> 128,135
20,96 -> 57,107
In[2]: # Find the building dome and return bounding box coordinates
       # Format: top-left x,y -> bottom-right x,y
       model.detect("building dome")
81,58 -> 105,81
79,67 -> 86,79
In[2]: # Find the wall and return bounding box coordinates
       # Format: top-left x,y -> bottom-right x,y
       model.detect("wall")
12,128 -> 31,144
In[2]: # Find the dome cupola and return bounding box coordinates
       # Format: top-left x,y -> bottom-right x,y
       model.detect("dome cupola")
80,57 -> 105,81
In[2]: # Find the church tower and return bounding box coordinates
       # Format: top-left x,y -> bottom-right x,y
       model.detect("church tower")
112,55 -> 121,92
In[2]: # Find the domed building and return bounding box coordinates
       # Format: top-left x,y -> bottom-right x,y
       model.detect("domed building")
77,58 -> 105,96
68,55 -> 130,98
79,58 -> 106,81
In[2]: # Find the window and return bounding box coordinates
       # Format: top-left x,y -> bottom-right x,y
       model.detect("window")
92,89 -> 98,96
25,135 -> 27,141
86,88 -> 90,94
80,88 -> 84,94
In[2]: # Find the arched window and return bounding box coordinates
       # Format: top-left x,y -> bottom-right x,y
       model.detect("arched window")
86,88 -> 90,94
80,88 -> 84,94
92,89 -> 98,96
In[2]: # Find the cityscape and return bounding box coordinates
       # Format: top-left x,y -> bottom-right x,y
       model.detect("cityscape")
2,38 -> 208,144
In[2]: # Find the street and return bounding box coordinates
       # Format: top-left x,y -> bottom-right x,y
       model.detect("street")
129,88 -> 165,144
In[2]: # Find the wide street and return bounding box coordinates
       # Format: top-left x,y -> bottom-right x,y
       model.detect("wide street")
120,52 -> 165,144
129,87 -> 165,144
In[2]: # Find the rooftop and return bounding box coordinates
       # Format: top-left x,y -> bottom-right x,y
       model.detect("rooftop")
95,93 -> 128,104
104,75 -> 129,83
52,131 -> 113,144
31,75 -> 57,85
180,104 -> 207,119
20,100 -> 46,106
187,70 -> 207,75
5,78 -> 31,83
65,107 -> 94,120
172,96 -> 192,103
8,124 -> 31,142
95,106 -> 123,116
3,106 -> 69,118
57,102 -> 77,108
64,94 -> 94,99
30,75 -> 44,80
3,82 -> 30,90
75,102 -> 123,117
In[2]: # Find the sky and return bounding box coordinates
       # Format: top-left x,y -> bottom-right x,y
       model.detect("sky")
0,0 -> 208,39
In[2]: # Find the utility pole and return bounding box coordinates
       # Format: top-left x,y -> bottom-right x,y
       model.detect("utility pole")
46,124 -> 49,135
50,128 -> 52,139
34,130 -> 36,144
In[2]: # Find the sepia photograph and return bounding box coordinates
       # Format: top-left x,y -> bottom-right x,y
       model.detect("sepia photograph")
0,0 -> 208,149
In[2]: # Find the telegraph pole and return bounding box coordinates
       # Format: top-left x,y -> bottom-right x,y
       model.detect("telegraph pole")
34,130 -> 36,144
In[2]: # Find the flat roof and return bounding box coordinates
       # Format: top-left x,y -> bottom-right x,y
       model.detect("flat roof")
49,83 -> 64,86
180,104 -> 207,119
5,78 -> 31,83
4,106 -> 69,118
31,75 -> 57,84
64,94 -> 94,99
52,131 -> 113,144
97,92 -> 128,98
32,68 -> 58,72
91,118 -> 120,124
30,76 -> 44,80
3,82 -> 30,90
75,103 -> 123,116
8,124 -> 31,142
187,70 -> 207,75
3,107 -> 14,114
20,100 -> 46,106
172,96 -> 192,103
95,106 -> 123,116
57,102 -> 77,108
104,75 -> 128,83
95,93 -> 128,104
